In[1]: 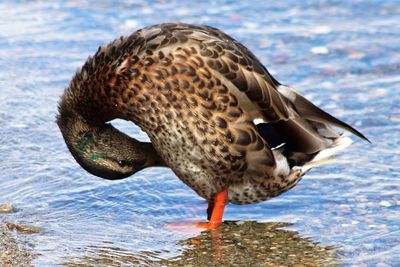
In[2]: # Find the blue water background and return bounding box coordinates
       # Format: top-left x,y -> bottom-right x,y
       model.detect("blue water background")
0,0 -> 399,265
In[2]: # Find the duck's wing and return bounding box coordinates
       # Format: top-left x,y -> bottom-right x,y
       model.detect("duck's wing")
182,25 -> 293,174
174,24 -> 368,153
187,24 -> 292,120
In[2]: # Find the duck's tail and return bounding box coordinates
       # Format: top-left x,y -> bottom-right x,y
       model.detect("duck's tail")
256,85 -> 368,170
299,135 -> 353,174
277,85 -> 369,142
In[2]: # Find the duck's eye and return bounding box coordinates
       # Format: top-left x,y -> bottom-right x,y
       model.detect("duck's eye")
117,160 -> 131,168
117,160 -> 126,167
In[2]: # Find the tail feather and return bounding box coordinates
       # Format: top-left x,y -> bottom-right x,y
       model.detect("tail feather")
256,85 -> 368,168
300,135 -> 353,174
278,85 -> 370,142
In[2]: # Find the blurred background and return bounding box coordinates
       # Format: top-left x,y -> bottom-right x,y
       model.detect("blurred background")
0,0 -> 399,266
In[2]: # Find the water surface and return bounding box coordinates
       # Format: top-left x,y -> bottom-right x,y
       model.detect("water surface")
0,0 -> 399,266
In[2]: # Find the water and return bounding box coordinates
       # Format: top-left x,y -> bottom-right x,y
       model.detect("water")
0,0 -> 399,266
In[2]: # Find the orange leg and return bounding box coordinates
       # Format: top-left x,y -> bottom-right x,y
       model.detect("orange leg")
197,190 -> 228,230
165,190 -> 228,231
207,201 -> 215,221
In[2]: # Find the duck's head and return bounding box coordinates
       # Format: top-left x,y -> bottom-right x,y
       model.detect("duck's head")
57,102 -> 164,180
56,43 -> 166,180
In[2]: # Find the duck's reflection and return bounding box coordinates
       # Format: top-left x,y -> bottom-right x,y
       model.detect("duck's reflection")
64,221 -> 338,266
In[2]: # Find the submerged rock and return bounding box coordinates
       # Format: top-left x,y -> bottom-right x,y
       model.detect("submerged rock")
6,222 -> 41,234
0,204 -> 14,213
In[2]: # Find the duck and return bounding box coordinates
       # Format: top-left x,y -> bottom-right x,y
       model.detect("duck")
57,23 -> 368,229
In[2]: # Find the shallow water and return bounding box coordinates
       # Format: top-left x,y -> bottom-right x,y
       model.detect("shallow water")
0,0 -> 399,266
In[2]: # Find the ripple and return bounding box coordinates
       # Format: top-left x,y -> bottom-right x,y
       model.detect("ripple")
0,0 -> 399,266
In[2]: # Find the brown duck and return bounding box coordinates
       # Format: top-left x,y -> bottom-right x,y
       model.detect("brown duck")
57,23 -> 368,229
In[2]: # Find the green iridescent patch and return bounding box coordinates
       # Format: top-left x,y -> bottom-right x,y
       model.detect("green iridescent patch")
90,153 -> 106,161
75,132 -> 96,152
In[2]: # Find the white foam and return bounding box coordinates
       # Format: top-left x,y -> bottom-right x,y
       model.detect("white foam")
310,46 -> 329,55
124,19 -> 139,28
310,26 -> 332,34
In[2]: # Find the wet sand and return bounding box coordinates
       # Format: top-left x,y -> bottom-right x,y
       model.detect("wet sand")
0,223 -> 32,266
